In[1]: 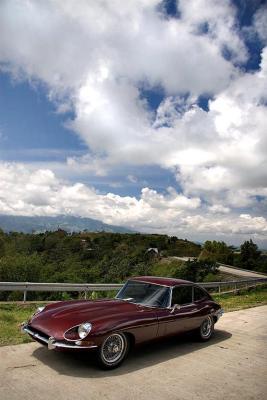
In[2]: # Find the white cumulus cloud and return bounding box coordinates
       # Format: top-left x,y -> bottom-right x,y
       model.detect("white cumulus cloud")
0,163 -> 266,245
0,1 -> 267,245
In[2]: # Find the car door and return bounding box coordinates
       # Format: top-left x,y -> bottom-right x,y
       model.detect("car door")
157,285 -> 200,337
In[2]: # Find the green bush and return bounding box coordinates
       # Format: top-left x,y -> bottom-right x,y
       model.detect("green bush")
173,259 -> 219,282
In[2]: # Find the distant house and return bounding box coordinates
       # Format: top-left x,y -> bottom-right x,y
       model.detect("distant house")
145,248 -> 159,257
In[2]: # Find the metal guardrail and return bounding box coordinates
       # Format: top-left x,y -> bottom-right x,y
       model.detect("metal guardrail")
0,278 -> 266,301
200,278 -> 267,293
0,282 -> 122,301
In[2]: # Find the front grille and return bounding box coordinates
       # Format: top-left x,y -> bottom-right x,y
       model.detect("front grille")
27,325 -> 50,340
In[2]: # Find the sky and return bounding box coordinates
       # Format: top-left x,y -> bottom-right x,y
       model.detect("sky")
0,0 -> 267,246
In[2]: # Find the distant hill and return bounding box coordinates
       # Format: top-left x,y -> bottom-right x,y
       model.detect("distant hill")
0,214 -> 133,234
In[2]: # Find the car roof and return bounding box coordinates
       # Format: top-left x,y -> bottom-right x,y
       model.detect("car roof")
130,276 -> 192,287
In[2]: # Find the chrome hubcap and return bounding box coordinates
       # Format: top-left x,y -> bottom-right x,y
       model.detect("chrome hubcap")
201,316 -> 212,337
102,334 -> 125,364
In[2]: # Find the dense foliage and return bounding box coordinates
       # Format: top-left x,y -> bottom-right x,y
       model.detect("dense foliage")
173,259 -> 218,282
0,229 -> 201,300
199,239 -> 267,273
234,239 -> 267,272
0,229 -> 265,301
199,240 -> 234,264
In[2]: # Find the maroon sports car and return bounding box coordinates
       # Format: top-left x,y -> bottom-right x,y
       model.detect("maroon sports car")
21,276 -> 223,369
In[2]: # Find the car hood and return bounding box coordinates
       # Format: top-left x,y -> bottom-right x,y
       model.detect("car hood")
29,299 -> 153,339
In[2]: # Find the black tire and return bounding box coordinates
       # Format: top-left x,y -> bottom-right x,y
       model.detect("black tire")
196,315 -> 214,341
97,332 -> 129,369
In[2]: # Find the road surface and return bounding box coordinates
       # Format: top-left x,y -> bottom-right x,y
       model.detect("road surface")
0,306 -> 266,400
172,257 -> 267,278
217,265 -> 267,278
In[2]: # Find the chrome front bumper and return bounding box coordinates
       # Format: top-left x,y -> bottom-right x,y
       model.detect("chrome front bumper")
21,324 -> 98,350
215,308 -> 224,320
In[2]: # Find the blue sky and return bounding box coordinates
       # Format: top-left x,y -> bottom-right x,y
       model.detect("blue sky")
0,61 -> 179,197
0,0 -> 267,246
0,72 -> 86,159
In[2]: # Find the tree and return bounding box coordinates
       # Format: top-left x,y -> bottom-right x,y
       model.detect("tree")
173,259 -> 218,282
239,239 -> 261,270
0,253 -> 42,282
0,238 -> 5,257
199,240 -> 233,264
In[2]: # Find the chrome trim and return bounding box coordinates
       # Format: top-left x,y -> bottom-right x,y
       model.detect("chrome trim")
63,324 -> 80,342
48,336 -> 55,350
63,323 -> 92,342
21,324 -> 97,350
168,286 -> 173,309
170,303 -> 181,314
47,337 -> 97,350
215,308 -> 224,320
129,279 -> 172,288
22,325 -> 49,344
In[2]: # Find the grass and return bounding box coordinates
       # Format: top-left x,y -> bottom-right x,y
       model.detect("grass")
0,285 -> 267,346
0,303 -> 42,346
213,284 -> 267,312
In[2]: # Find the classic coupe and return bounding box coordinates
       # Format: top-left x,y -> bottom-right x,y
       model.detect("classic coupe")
21,276 -> 223,369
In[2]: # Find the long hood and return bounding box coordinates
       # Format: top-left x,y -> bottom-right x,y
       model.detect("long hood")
29,299 -> 152,339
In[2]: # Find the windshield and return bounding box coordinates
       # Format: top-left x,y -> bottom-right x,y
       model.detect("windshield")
116,280 -> 171,308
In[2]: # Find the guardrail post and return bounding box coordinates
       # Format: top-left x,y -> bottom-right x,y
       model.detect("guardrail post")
23,289 -> 27,302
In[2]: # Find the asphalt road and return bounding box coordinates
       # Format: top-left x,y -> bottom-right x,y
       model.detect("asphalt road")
173,257 -> 267,278
0,306 -> 266,400
217,265 -> 267,278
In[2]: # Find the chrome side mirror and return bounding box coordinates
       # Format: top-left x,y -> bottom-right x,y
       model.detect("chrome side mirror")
170,304 -> 181,314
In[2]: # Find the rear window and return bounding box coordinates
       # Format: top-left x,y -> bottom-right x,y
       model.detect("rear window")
171,285 -> 193,306
194,286 -> 208,302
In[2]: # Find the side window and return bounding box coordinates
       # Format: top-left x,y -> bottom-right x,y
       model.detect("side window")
171,286 -> 192,306
194,286 -> 208,302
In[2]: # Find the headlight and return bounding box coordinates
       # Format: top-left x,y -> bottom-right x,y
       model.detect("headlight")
78,322 -> 92,339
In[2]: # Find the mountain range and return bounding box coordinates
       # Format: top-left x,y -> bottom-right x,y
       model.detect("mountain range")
0,214 -> 133,234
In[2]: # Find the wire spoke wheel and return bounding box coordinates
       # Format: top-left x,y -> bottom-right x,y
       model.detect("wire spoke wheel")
101,333 -> 127,365
200,316 -> 213,338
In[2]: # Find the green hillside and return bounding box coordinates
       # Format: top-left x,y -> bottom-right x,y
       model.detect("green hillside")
0,230 -> 201,300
